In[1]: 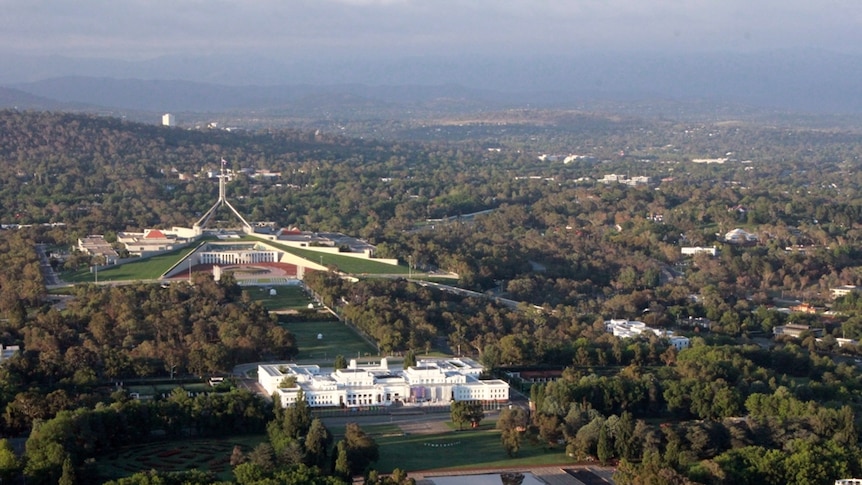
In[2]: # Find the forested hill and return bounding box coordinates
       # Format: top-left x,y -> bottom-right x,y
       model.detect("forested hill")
0,110 -> 422,233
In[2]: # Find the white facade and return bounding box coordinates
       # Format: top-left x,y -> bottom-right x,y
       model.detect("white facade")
668,336 -> 690,350
832,285 -> 859,299
259,357 -> 509,408
162,113 -> 175,127
605,319 -> 689,349
724,228 -> 757,244
605,319 -> 662,339
198,248 -> 278,265
681,246 -> 717,256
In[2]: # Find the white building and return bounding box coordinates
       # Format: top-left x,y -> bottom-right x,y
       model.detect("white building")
605,319 -> 689,350
668,336 -> 691,350
681,246 -> 717,256
77,235 -> 119,264
832,285 -> 859,299
605,319 -> 662,339
0,345 -> 19,363
117,228 -> 192,257
162,113 -> 175,127
724,228 -> 757,244
259,357 -> 509,408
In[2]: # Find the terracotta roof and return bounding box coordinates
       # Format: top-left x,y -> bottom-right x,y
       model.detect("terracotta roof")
145,229 -> 166,239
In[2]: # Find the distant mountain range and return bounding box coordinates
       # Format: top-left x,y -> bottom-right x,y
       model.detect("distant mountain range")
1,50 -> 861,123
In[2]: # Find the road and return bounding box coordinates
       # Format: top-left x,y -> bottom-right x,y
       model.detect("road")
35,243 -> 61,286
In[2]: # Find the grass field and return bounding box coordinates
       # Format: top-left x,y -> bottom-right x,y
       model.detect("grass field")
249,237 -> 410,275
62,245 -> 199,283
286,320 -> 378,362
349,422 -> 568,473
246,285 -> 314,311
96,435 -> 265,482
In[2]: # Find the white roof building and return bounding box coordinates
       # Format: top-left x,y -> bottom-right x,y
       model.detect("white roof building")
724,228 -> 758,244
605,319 -> 663,339
605,319 -> 689,349
259,357 -> 509,408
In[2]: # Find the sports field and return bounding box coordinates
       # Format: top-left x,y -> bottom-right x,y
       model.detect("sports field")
286,320 -> 378,362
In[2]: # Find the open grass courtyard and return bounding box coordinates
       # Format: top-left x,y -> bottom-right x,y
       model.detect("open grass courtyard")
287,320 -> 378,363
245,284 -> 314,311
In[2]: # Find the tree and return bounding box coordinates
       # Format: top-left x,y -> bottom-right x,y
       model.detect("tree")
58,456 -> 75,485
342,423 -> 379,476
304,418 -> 333,470
334,355 -> 348,370
334,440 -> 350,481
497,407 -> 529,457
230,444 -> 246,466
247,442 -> 276,474
403,350 -> 417,369
0,438 -> 21,483
282,389 -> 312,439
449,401 -> 470,430
597,423 -> 613,466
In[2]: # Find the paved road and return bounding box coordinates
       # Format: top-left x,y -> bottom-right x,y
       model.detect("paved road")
35,243 -> 61,286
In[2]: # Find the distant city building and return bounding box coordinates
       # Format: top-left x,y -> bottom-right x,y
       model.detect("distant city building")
598,174 -> 650,186
117,228 -> 193,257
0,345 -> 19,363
605,319 -> 690,349
832,285 -> 859,299
724,228 -> 758,244
259,357 -> 509,408
773,324 -> 824,339
605,319 -> 661,338
681,246 -> 717,256
668,336 -> 691,350
77,235 -> 119,264
162,113 -> 175,127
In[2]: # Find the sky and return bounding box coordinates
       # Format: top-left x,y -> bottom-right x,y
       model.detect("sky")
2,0 -> 861,61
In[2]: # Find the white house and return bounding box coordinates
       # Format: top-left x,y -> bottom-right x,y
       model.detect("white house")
832,285 -> 859,299
668,336 -> 691,350
681,247 -> 717,256
259,357 -> 509,408
724,228 -> 757,244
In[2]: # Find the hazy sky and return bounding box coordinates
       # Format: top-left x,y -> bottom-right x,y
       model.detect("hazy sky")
2,0 -> 861,60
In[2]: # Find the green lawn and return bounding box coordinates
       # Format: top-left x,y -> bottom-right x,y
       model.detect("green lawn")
373,424 -> 569,473
95,423 -> 569,480
286,320 -> 378,363
249,237 -> 410,275
95,435 -> 265,482
246,285 -> 313,311
62,245 -> 199,283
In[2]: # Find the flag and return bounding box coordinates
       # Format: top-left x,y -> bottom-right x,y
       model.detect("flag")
221,158 -> 227,166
